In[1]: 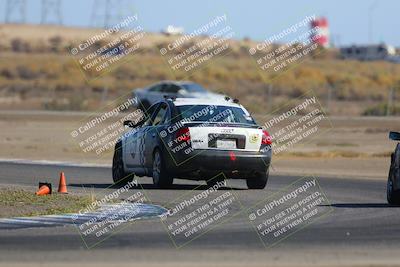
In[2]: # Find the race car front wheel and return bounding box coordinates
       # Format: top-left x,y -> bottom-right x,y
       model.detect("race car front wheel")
246,170 -> 269,189
387,165 -> 400,205
112,143 -> 134,186
152,149 -> 173,188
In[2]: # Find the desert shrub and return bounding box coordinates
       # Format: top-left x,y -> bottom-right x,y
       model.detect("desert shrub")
371,72 -> 393,88
156,41 -> 170,52
16,66 -> 40,80
211,66 -> 229,80
0,69 -> 16,79
92,40 -> 109,51
44,95 -> 87,111
363,103 -> 400,116
48,36 -> 63,53
310,46 -> 329,59
55,84 -> 74,92
10,38 -> 24,52
10,38 -> 31,52
114,66 -> 136,80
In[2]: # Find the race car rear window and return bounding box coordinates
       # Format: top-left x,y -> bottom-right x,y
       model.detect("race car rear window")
176,105 -> 256,125
181,83 -> 207,93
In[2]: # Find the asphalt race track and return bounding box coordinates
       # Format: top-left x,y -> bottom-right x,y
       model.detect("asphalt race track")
1,161 -> 400,266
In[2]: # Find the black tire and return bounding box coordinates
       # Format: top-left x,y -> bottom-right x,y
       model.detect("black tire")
152,149 -> 173,188
112,143 -> 134,186
246,170 -> 269,189
387,157 -> 400,205
206,175 -> 226,188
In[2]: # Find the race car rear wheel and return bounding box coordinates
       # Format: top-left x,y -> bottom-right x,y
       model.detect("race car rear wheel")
152,149 -> 173,188
387,162 -> 400,205
112,143 -> 134,186
246,170 -> 269,189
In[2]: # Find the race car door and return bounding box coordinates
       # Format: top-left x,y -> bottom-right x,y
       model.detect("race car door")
124,103 -> 159,174
144,102 -> 170,171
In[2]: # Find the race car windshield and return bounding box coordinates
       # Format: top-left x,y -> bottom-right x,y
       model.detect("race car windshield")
181,83 -> 207,93
176,105 -> 256,125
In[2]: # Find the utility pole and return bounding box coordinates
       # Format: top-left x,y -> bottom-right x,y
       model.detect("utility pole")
368,0 -> 378,43
327,85 -> 332,114
268,84 -> 273,112
387,63 -> 398,116
5,0 -> 26,24
91,0 -> 134,28
41,0 -> 63,25
101,87 -> 109,105
387,87 -> 394,116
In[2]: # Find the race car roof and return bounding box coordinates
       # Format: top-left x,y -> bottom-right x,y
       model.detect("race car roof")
173,98 -> 243,108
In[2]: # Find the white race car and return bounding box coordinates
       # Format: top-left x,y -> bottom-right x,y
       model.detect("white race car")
112,97 -> 272,189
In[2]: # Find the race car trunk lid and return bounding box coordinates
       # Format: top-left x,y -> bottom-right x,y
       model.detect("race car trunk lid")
184,122 -> 263,151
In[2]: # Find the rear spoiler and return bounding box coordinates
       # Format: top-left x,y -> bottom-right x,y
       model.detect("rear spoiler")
389,131 -> 400,141
181,121 -> 261,129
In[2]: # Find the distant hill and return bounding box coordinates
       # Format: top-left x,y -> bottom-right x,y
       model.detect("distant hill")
0,24 -> 399,116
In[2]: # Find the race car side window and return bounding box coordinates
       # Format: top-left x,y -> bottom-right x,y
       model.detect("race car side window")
152,103 -> 169,126
159,84 -> 170,93
149,84 -> 162,92
142,103 -> 160,127
164,84 -> 180,93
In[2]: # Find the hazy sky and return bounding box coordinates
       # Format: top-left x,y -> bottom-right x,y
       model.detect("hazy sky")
0,0 -> 399,46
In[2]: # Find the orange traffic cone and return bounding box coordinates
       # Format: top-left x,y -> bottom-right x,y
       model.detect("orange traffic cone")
58,172 -> 68,194
36,182 -> 52,196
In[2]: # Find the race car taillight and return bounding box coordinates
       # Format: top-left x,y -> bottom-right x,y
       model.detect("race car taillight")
176,127 -> 190,142
261,130 -> 272,145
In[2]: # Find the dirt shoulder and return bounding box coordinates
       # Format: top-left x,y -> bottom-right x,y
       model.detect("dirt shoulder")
0,186 -> 93,218
0,111 -> 398,180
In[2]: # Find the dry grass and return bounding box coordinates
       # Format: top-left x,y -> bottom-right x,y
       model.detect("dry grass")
0,24 -> 399,115
0,187 -> 93,218
278,150 -> 392,159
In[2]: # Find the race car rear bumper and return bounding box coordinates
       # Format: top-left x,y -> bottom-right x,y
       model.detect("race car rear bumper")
165,149 -> 271,179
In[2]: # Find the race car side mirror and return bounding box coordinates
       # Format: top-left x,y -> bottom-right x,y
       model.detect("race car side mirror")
389,131 -> 400,141
123,120 -> 137,128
